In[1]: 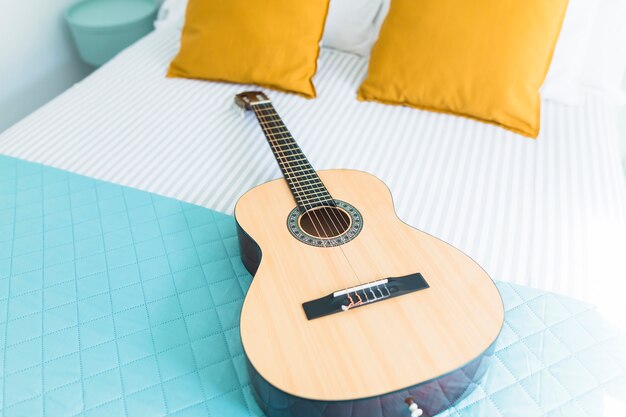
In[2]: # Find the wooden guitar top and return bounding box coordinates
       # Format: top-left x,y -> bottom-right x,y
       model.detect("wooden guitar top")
236,169 -> 504,401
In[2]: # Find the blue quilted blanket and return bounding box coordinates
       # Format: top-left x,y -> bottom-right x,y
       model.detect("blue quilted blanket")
1,155 -> 625,416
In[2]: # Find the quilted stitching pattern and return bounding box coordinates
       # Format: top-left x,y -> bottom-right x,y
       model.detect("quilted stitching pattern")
1,155 -> 625,417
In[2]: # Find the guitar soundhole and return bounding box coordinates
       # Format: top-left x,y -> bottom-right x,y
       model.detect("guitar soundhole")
287,200 -> 363,247
298,206 -> 352,239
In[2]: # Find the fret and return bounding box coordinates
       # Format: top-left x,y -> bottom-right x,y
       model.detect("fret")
285,177 -> 322,190
287,169 -> 317,176
272,151 -> 305,164
279,164 -> 315,173
276,156 -> 309,164
285,179 -> 328,191
267,137 -> 295,146
277,160 -> 310,169
258,119 -> 287,127
286,177 -> 324,188
281,167 -> 317,176
295,191 -> 332,201
295,195 -> 334,204
271,143 -> 299,150
277,164 -> 315,174
259,119 -> 287,129
261,129 -> 293,140
266,136 -> 294,143
264,127 -> 290,135
258,120 -> 285,130
255,109 -> 281,119
285,179 -> 327,192
292,189 -> 331,200
259,119 -> 287,127
259,121 -> 289,131
256,114 -> 281,122
274,159 -> 314,170
284,175 -> 320,187
257,118 -> 285,129
257,117 -> 282,125
271,148 -> 306,159
266,134 -> 294,141
288,182 -> 330,194
277,164 -> 322,184
285,175 -> 325,188
288,187 -> 332,203
266,131 -> 292,140
294,184 -> 330,195
269,141 -> 296,149
287,172 -> 318,181
258,116 -> 286,126
270,145 -> 301,155
289,189 -> 331,201
270,147 -> 301,156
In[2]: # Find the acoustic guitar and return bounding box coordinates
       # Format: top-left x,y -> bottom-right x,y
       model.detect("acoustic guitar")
233,91 -> 504,417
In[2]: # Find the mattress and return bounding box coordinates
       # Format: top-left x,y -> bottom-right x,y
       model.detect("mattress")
2,156 -> 625,417
0,28 -> 624,302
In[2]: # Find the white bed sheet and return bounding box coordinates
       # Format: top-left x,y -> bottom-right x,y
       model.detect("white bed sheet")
0,29 -> 624,302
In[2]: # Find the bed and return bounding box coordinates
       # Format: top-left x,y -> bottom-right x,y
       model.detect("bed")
0,27 -> 624,303
0,156 -> 624,417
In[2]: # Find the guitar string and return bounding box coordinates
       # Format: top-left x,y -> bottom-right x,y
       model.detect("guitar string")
254,103 -> 361,256
254,108 -> 334,205
254,105 -> 354,240
252,104 -> 349,276
253,105 -> 347,246
254,107 -> 358,246
254,103 -> 368,308
253,106 -> 338,238
252,103 -> 365,305
254,105 -> 364,308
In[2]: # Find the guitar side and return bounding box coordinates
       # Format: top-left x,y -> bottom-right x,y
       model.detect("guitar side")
235,169 -> 503,417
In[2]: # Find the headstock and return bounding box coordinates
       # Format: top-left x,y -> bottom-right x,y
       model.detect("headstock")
234,91 -> 270,111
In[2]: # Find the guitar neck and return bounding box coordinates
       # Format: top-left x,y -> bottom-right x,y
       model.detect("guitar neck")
251,102 -> 335,212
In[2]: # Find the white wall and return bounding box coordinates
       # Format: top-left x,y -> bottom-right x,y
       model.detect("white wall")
621,77 -> 626,175
621,119 -> 626,174
0,0 -> 94,133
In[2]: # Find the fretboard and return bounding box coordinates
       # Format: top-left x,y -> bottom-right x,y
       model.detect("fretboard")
251,102 -> 335,212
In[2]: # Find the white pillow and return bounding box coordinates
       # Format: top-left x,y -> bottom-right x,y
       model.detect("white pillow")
322,0 -> 384,56
540,0 -> 600,106
580,0 -> 626,104
154,0 -> 187,30
155,0 -> 385,57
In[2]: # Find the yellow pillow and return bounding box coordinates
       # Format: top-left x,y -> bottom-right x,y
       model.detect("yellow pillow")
168,0 -> 330,98
358,0 -> 568,138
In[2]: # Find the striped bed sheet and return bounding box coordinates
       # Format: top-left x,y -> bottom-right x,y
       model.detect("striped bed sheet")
0,28 -> 624,303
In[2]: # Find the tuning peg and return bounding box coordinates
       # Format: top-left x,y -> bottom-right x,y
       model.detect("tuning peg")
409,403 -> 423,417
405,397 -> 423,417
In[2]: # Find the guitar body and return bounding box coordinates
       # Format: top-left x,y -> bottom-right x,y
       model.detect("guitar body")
235,169 -> 504,417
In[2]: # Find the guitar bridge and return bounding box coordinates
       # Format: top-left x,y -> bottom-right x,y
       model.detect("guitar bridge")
302,273 -> 429,320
